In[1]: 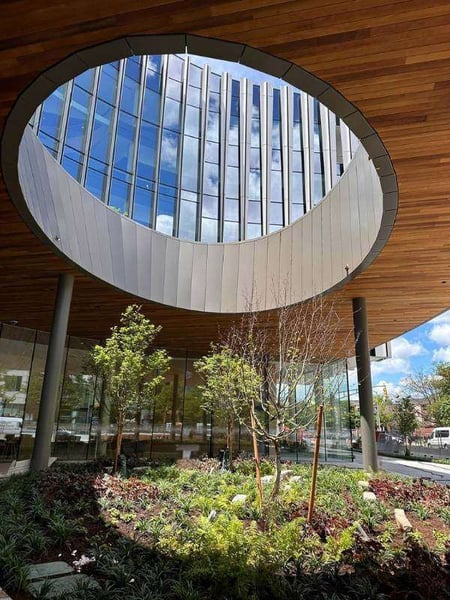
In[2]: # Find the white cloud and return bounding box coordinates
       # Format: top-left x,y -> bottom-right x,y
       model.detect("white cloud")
432,346 -> 450,362
390,336 -> 426,359
429,310 -> 450,325
429,323 -> 450,346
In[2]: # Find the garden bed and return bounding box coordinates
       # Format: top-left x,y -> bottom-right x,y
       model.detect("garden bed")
0,459 -> 449,599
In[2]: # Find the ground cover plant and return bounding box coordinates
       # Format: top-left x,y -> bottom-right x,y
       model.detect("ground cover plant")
0,459 -> 449,599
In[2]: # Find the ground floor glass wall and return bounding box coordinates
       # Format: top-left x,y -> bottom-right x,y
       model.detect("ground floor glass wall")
0,323 -> 352,463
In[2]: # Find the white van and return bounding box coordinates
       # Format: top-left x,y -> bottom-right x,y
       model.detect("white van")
427,427 -> 450,448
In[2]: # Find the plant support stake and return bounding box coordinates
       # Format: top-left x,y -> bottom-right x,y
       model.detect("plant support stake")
307,403 -> 324,523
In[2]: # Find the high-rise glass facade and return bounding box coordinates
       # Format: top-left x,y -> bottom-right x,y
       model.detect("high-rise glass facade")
0,323 -> 352,464
31,54 -> 359,243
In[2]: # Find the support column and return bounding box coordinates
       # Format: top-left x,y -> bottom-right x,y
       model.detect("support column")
352,297 -> 378,472
31,274 -> 74,472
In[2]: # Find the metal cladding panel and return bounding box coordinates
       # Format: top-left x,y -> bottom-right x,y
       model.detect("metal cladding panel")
30,140 -> 52,233
237,241 -> 255,312
22,138 -> 44,229
279,227 -> 293,303
252,236 -> 268,310
121,217 -> 138,294
163,238 -> 180,306
320,196 -> 332,291
16,128 -> 386,313
106,208 -> 126,288
150,234 -> 167,304
68,179 -> 92,272
301,210 -> 313,300
136,224 -> 152,299
191,244 -> 207,311
311,204 -> 323,297
330,182 -> 343,285
266,234 -> 281,309
59,172 -> 82,267
92,199 -> 114,285
176,241 -> 194,309
359,152 -> 373,258
348,153 -> 362,267
221,244 -> 239,313
205,245 -> 224,312
42,150 -> 70,255
338,172 -> 352,273
291,220 -> 302,302
80,190 -> 102,276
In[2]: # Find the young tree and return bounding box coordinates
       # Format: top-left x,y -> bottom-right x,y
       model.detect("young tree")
228,295 -> 352,498
394,396 -> 418,456
89,305 -> 171,472
194,345 -> 261,469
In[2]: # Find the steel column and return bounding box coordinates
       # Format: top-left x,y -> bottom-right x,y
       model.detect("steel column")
352,297 -> 378,472
31,274 -> 74,472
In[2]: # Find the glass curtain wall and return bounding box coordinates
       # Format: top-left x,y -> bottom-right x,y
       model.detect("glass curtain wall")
0,323 -> 352,464
31,53 -> 356,244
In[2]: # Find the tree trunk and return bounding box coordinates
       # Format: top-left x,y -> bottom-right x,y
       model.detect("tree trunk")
228,420 -> 234,470
250,408 -> 263,510
114,418 -> 124,474
271,440 -> 282,499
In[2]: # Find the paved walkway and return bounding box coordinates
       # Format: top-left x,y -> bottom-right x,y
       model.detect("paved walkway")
329,453 -> 450,483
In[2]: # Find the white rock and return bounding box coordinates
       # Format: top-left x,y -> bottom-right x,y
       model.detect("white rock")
363,491 -> 377,502
207,509 -> 217,521
231,494 -> 247,504
261,475 -> 274,484
290,475 -> 302,483
280,469 -> 294,480
357,480 -> 370,489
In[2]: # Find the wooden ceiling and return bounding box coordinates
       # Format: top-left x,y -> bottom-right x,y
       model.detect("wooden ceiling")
1,0 -> 450,352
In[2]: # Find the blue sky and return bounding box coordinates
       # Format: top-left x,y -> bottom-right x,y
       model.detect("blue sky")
348,309 -> 450,399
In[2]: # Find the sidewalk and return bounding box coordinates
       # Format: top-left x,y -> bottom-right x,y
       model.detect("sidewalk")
326,452 -> 450,483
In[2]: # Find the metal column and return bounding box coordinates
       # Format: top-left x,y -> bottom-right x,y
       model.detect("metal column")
352,297 -> 378,472
31,274 -> 74,472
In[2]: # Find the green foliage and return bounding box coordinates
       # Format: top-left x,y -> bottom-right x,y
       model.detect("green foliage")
393,396 -> 418,455
429,395 -> 450,426
89,305 -> 170,467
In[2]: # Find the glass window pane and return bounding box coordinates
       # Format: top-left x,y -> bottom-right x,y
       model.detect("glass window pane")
136,121 -> 158,181
201,217 -> 217,242
189,63 -> 202,87
179,200 -> 197,240
160,130 -> 180,187
75,69 -> 95,92
39,85 -> 67,139
271,171 -> 282,201
65,86 -> 91,152
85,168 -> 106,200
168,55 -> 183,80
270,203 -> 283,225
109,178 -> 130,214
181,136 -> 200,192
133,185 -> 153,227
225,166 -> 239,198
90,100 -> 113,163
223,221 -> 239,242
202,195 -> 218,219
156,196 -> 174,235
185,105 -> 201,138
291,203 -> 304,220
249,170 -> 261,200
142,88 -> 161,124
163,98 -> 181,132
166,77 -> 182,102
114,112 -> 137,172
247,223 -> 262,239
224,199 -> 239,221
98,63 -> 119,104
203,163 -> 219,196
120,73 -> 140,115
248,200 -> 261,223
205,141 -> 219,163
207,110 -> 219,141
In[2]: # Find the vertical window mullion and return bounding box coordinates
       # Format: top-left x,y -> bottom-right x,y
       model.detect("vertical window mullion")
80,67 -> 101,187
104,60 -> 125,206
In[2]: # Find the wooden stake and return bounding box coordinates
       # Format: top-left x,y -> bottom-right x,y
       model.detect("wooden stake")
250,407 -> 263,510
307,404 -> 324,523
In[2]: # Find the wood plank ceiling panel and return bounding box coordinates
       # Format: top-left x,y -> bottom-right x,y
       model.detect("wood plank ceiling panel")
1,0 -> 450,352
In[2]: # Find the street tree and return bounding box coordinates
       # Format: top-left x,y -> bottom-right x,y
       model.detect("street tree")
89,305 -> 171,472
195,345 -> 261,469
227,294 -> 352,498
393,396 -> 418,456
